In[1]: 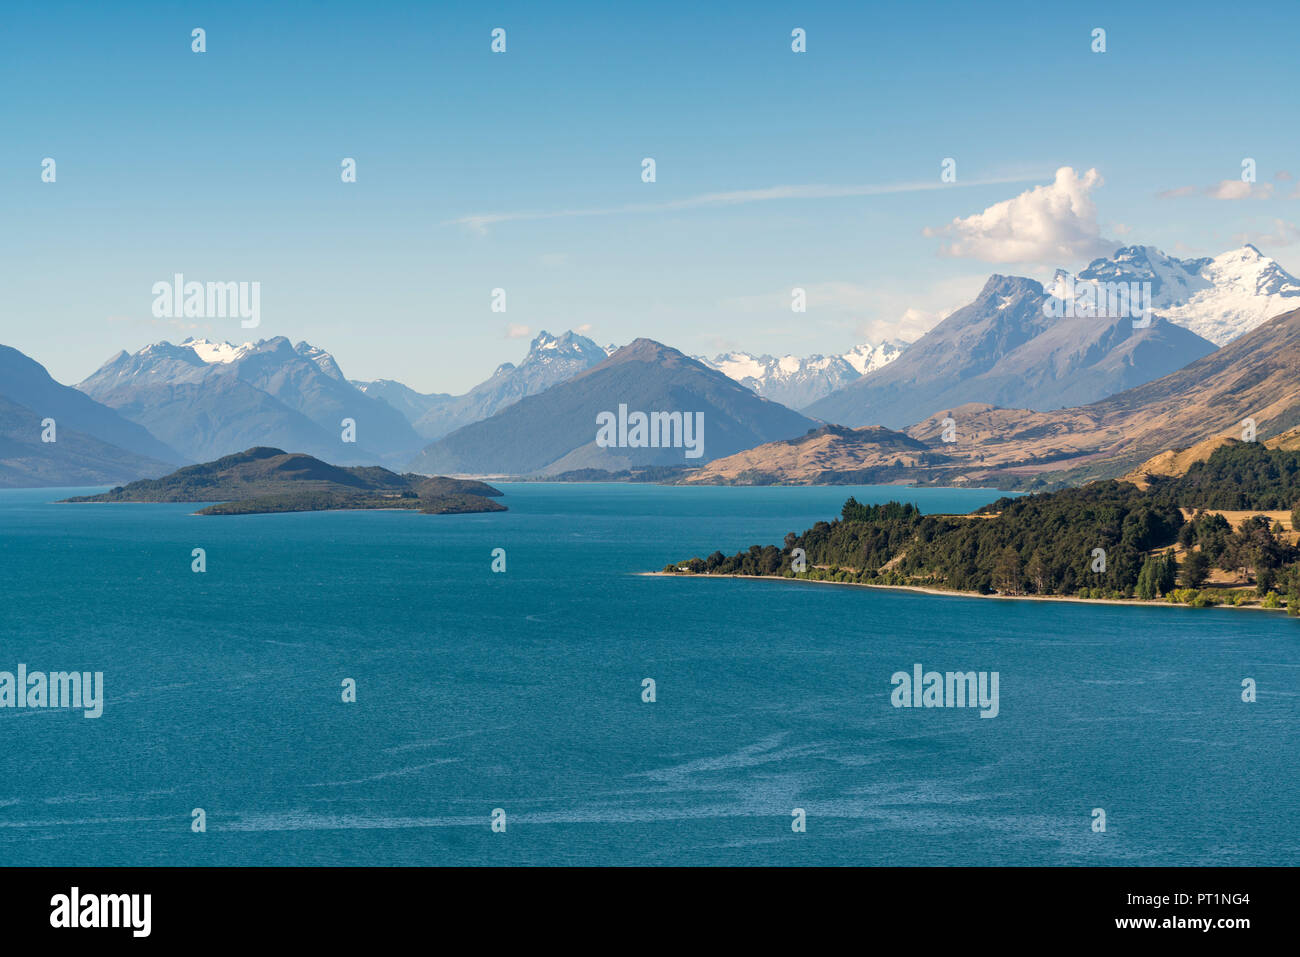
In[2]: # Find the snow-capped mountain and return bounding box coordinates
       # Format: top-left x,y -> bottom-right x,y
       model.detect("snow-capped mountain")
1051,245 -> 1300,345
355,329 -> 610,440
806,274 -> 1217,429
78,337 -> 422,465
840,340 -> 909,375
695,340 -> 907,410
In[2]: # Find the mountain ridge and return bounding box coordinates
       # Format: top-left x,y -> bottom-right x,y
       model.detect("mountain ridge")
408,338 -> 820,476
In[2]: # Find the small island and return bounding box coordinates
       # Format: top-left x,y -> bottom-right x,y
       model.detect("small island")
60,447 -> 507,516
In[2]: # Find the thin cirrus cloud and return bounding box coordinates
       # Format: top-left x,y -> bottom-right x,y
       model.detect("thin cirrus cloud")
923,166 -> 1116,265
1206,180 -> 1274,200
444,174 -> 1044,233
1159,180 -> 1285,200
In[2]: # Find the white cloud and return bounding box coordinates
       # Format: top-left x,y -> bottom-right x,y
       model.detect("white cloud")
855,274 -> 990,343
924,166 -> 1115,265
1206,180 -> 1273,200
504,323 -> 531,339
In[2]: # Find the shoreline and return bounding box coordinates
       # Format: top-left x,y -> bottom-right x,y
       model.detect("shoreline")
642,571 -> 1290,614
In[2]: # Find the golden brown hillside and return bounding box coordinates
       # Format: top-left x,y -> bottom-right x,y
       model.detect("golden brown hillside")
898,305 -> 1300,485
683,425 -> 951,485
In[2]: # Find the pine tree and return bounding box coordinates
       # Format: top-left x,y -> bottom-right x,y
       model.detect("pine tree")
1181,550 -> 1210,589
1156,551 -> 1177,596
1136,557 -> 1157,600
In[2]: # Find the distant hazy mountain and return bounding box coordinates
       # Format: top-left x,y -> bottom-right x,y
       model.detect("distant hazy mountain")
0,345 -> 179,487
351,379 -> 453,425
78,337 -> 423,466
695,340 -> 906,410
807,274 -> 1216,428
1058,244 -> 1300,345
1,345 -> 181,463
354,330 -> 609,440
408,338 -> 820,475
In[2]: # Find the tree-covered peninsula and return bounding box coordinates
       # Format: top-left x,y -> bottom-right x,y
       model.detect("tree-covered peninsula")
664,442 -> 1300,612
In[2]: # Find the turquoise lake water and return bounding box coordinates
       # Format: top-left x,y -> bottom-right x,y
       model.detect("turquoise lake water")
1,482 -> 1296,866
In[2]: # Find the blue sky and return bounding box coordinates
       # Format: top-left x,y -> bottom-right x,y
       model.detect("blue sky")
3,0 -> 1298,392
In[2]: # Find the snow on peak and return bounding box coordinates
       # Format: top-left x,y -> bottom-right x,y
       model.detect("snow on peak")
1060,244 -> 1300,345
293,341 -> 346,380
520,329 -> 607,367
695,339 -> 907,409
181,337 -> 256,364
841,339 -> 907,375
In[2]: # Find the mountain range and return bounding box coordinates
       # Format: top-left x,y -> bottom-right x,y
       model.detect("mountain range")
78,337 -> 423,467
1056,244 -> 1300,345
902,298 -> 1300,486
709,299 -> 1300,488
408,339 -> 820,475
806,273 -> 1217,428
353,330 -> 610,440
4,242 -> 1298,489
694,340 -> 907,410
807,244 -> 1295,429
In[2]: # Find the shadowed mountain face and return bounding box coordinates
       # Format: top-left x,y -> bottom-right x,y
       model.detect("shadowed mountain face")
355,330 -> 611,440
806,275 -> 1216,428
0,395 -> 177,488
0,345 -> 181,463
78,338 -> 423,466
407,338 -> 820,475
0,345 -> 181,488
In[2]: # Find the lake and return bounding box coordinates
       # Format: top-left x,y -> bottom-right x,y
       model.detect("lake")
1,482 -> 1296,865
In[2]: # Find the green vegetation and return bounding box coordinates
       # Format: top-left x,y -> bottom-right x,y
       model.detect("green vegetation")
665,442 -> 1300,611
1147,441 -> 1300,510
61,447 -> 506,516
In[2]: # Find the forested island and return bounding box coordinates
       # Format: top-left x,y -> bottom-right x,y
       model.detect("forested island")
663,442 -> 1300,612
61,447 -> 506,516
